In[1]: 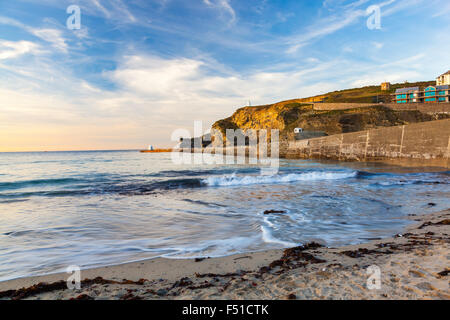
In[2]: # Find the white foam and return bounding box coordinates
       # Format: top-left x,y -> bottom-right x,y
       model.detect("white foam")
204,171 -> 357,187
260,226 -> 297,247
160,235 -> 262,259
263,216 -> 274,227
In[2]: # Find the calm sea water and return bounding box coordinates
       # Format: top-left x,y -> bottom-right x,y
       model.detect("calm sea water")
0,151 -> 448,281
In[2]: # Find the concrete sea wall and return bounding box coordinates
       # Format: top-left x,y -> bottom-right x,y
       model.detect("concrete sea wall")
385,103 -> 450,114
286,119 -> 450,167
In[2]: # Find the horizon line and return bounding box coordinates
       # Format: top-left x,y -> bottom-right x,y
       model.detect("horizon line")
0,149 -> 142,153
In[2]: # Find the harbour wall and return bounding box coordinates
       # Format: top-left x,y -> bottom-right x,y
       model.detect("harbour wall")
286,119 -> 450,167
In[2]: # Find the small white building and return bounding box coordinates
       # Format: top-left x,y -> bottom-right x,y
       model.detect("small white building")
436,70 -> 450,86
294,128 -> 303,134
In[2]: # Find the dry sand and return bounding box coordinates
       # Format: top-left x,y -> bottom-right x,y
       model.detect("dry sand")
0,209 -> 448,300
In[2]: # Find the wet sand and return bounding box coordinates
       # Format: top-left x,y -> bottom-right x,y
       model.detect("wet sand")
0,209 -> 448,300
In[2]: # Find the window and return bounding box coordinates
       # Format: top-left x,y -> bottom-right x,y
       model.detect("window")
425,87 -> 436,97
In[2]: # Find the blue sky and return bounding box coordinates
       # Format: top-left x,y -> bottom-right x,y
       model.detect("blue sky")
0,0 -> 449,151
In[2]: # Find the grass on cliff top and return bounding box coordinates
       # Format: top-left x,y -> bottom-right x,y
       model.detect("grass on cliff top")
233,80 -> 437,113
303,80 -> 436,103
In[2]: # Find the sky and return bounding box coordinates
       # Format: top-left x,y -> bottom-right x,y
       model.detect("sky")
0,0 -> 449,151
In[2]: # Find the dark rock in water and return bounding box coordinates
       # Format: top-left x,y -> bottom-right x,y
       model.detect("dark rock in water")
195,258 -> 205,262
264,210 -> 287,215
427,203 -> 437,207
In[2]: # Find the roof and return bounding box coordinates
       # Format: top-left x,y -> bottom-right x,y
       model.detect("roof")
395,87 -> 419,93
438,70 -> 450,77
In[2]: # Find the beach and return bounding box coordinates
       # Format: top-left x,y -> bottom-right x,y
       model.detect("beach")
2,0 -> 450,305
1,208 -> 448,300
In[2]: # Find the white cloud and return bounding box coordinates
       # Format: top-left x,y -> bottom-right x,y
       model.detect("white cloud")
111,55 -> 206,99
0,16 -> 25,29
0,16 -> 69,53
0,40 -> 40,60
30,28 -> 68,52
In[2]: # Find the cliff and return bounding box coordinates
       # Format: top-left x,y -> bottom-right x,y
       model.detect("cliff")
212,100 -> 447,143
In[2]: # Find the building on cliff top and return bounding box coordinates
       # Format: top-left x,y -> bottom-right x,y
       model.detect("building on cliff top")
436,70 -> 450,86
381,82 -> 390,91
392,70 -> 450,103
392,85 -> 449,103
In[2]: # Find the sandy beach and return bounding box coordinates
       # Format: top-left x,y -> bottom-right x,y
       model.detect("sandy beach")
0,209 -> 448,300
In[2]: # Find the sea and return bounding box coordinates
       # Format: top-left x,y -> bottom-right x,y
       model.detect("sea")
0,150 -> 448,281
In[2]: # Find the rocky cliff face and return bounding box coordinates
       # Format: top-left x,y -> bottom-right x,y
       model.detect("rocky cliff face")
211,100 -> 447,144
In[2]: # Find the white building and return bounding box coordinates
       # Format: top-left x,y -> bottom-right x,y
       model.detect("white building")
436,70 -> 450,86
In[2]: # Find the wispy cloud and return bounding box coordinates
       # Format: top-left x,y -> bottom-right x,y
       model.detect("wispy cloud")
203,0 -> 236,25
31,28 -> 68,52
0,16 -> 69,52
286,7 -> 366,53
91,0 -> 112,19
381,0 -> 424,16
0,40 -> 40,60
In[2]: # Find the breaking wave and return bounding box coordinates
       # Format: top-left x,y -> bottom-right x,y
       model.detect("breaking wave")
203,170 -> 358,187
